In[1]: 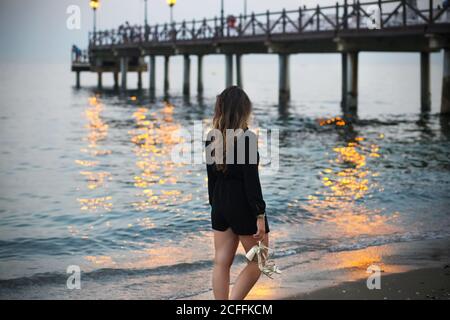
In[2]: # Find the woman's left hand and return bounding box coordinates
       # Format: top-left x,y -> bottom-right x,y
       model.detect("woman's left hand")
253,217 -> 266,241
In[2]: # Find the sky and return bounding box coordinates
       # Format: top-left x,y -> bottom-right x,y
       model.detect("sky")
0,0 -> 440,63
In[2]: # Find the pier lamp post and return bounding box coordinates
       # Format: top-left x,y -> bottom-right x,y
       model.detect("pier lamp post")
143,0 -> 149,40
144,0 -> 148,26
167,0 -> 176,25
90,0 -> 100,44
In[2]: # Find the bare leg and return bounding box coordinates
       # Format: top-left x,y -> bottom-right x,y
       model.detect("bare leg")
229,234 -> 269,300
212,228 -> 239,300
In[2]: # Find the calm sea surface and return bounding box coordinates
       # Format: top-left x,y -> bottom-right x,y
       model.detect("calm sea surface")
0,54 -> 449,299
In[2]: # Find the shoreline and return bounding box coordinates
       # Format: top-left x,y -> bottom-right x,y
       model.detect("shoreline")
187,237 -> 450,300
285,266 -> 450,300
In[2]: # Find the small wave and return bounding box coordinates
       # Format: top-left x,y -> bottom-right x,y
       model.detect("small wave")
270,230 -> 450,259
0,259 -> 213,290
328,230 -> 450,253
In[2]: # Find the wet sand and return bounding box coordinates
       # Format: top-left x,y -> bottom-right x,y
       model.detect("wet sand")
287,266 -> 450,300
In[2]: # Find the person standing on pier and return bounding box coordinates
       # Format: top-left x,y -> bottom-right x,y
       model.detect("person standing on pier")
206,86 -> 272,300
444,0 -> 450,21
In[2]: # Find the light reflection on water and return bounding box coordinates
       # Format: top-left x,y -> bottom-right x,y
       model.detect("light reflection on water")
76,95 -> 112,213
129,102 -> 189,212
297,116 -> 401,237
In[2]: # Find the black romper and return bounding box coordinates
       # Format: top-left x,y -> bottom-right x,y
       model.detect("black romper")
206,131 -> 270,235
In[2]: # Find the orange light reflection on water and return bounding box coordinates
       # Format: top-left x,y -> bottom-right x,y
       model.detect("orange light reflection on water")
129,102 -> 190,212
75,95 -> 112,212
300,117 -> 399,237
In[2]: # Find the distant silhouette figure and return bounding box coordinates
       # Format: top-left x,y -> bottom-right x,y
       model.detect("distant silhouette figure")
72,45 -> 82,62
227,15 -> 237,29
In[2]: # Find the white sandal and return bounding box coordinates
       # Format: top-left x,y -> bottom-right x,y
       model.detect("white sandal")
245,241 -> 282,279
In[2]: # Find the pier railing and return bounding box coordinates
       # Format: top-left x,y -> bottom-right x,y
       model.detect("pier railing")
89,0 -> 450,47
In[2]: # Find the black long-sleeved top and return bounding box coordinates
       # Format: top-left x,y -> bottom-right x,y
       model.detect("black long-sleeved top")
206,131 -> 266,219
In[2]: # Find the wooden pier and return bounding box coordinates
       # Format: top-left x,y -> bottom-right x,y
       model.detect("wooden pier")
72,0 -> 450,114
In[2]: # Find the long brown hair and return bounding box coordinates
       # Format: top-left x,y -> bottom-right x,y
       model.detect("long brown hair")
212,86 -> 252,172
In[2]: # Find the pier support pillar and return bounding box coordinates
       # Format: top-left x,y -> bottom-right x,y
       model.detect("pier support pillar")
149,55 -> 156,95
197,55 -> 204,95
442,49 -> 450,114
120,57 -> 128,91
113,72 -> 119,90
225,54 -> 233,88
97,72 -> 102,89
76,72 -> 80,88
236,54 -> 243,88
183,54 -> 191,96
278,53 -> 290,104
343,52 -> 358,114
164,55 -> 170,94
137,71 -> 143,90
421,52 -> 431,112
341,53 -> 348,109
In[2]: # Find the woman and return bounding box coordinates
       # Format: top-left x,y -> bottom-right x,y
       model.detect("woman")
206,86 -> 270,300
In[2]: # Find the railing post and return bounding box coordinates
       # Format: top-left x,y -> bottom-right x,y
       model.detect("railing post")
252,12 -> 256,35
282,9 -> 287,33
316,5 -> 320,31
214,17 -> 218,38
172,22 -> 176,42
203,18 -> 207,38
298,7 -> 303,32
238,14 -> 243,36
343,0 -> 348,29
266,10 -> 271,36
378,0 -> 384,28
145,25 -> 149,41
402,0 -> 407,26
335,2 -> 339,31
192,19 -> 196,40
356,1 -> 360,30
429,0 -> 433,25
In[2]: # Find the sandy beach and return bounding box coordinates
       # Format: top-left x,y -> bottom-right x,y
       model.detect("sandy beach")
288,266 -> 450,300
